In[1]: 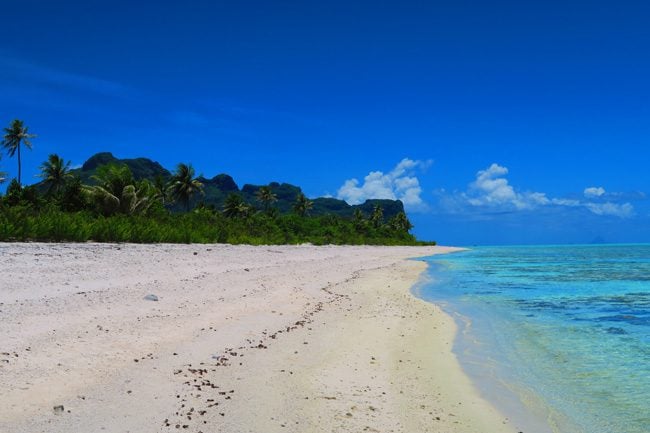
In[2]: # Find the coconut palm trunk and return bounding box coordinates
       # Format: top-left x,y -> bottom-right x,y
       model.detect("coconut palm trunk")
16,144 -> 21,185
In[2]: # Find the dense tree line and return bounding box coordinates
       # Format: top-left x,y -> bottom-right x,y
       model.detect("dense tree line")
1,119 -> 430,245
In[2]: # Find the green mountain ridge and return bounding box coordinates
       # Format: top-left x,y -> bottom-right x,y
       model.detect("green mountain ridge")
67,152 -> 406,219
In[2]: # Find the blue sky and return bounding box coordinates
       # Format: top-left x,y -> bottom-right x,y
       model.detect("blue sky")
1,0 -> 650,245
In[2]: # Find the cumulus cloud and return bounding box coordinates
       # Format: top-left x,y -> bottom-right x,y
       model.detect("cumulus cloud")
466,163 -> 550,210
440,163 -> 635,218
584,186 -> 605,198
337,158 -> 431,211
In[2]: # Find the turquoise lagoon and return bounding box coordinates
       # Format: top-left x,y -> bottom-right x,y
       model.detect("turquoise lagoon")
416,244 -> 650,433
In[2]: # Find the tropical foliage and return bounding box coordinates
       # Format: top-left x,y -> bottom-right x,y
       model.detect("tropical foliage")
39,154 -> 73,195
370,204 -> 384,228
2,119 -> 36,185
293,192 -> 313,217
223,193 -> 252,218
168,163 -> 203,211
84,164 -> 154,216
0,205 -> 426,245
0,120 -> 431,245
255,185 -> 277,214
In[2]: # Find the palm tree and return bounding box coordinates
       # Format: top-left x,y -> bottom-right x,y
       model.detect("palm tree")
370,204 -> 384,228
352,208 -> 365,229
85,163 -> 152,215
152,174 -> 168,205
38,154 -> 72,195
122,180 -> 155,215
2,119 -> 36,186
353,208 -> 364,223
256,185 -> 277,214
389,212 -> 413,232
223,193 -> 252,218
60,174 -> 87,212
168,163 -> 204,212
292,192 -> 313,217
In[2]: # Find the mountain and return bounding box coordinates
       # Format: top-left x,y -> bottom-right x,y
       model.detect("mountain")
65,152 -> 406,219
76,152 -> 171,183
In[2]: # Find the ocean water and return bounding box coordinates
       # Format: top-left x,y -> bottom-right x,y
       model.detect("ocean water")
416,244 -> 650,433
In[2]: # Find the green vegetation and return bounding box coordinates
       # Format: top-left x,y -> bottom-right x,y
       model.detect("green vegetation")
84,163 -> 155,216
64,151 -> 406,220
2,119 -> 36,186
0,119 -> 434,245
167,163 -> 204,212
38,154 -> 73,196
293,192 -> 313,217
255,186 -> 278,215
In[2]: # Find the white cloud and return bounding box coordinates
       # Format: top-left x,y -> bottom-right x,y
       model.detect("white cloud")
585,202 -> 634,218
584,186 -> 605,198
440,163 -> 635,218
551,198 -> 581,207
465,163 -> 549,210
337,158 -> 431,211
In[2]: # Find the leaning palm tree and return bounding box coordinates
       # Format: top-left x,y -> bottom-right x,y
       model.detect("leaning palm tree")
38,154 -> 72,195
167,163 -> 204,212
122,180 -> 155,215
292,192 -> 313,217
255,185 -> 277,214
2,119 -> 36,186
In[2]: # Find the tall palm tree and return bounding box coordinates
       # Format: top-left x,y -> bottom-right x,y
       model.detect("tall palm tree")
2,119 -> 36,186
370,204 -> 384,228
292,192 -> 313,217
168,163 -> 204,212
256,185 -> 277,214
38,154 -> 72,195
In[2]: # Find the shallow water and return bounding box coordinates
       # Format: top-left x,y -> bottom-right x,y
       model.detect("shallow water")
417,244 -> 650,433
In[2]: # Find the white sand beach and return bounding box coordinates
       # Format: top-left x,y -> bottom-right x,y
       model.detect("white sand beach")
0,243 -> 518,433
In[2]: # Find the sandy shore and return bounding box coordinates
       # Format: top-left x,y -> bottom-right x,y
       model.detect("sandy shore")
0,243 -> 518,433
